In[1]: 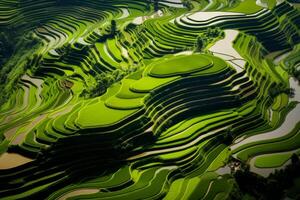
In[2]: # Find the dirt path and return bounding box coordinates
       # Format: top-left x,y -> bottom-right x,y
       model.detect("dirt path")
0,153 -> 33,169
58,189 -> 100,200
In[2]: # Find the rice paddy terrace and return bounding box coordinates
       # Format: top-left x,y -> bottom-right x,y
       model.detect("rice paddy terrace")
0,0 -> 300,199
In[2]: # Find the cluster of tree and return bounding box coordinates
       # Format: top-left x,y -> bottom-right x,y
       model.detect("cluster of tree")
0,28 -> 18,67
55,0 -> 75,6
228,0 -> 239,7
222,127 -> 234,145
0,31 -> 42,106
154,0 -> 159,12
96,20 -> 118,42
289,67 -> 300,83
110,20 -> 117,36
25,53 -> 43,75
124,22 -> 139,32
287,0 -> 300,3
195,27 -> 225,52
269,85 -> 295,98
182,0 -> 193,10
213,126 -> 235,146
80,68 -> 134,98
0,36 -> 13,64
195,36 -> 207,52
146,0 -> 160,12
229,154 -> 300,200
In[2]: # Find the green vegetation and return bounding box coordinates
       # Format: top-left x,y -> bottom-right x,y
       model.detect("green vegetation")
0,0 -> 299,199
229,154 -> 300,199
80,69 -> 130,98
149,54 -> 212,77
195,28 -> 225,52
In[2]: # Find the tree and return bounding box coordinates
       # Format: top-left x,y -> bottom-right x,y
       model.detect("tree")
220,30 -> 225,38
0,32 -> 15,62
80,68 -> 129,99
269,86 -> 281,98
182,0 -> 193,10
206,27 -> 224,38
269,86 -> 295,99
112,69 -> 126,81
145,1 -> 151,11
56,0 -> 73,6
195,35 -> 207,52
233,168 -> 266,198
285,87 -> 295,98
223,126 -> 234,145
110,20 -> 117,36
227,181 -> 244,200
229,0 -> 239,7
290,67 -> 300,83
291,153 -> 299,165
154,0 -> 159,12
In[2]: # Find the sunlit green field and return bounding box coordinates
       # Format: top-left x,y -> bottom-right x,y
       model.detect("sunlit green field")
0,0 -> 300,199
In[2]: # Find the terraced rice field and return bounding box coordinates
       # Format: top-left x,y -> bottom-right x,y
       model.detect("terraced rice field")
0,0 -> 300,199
